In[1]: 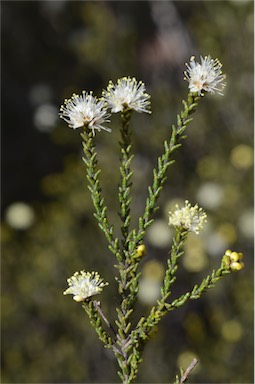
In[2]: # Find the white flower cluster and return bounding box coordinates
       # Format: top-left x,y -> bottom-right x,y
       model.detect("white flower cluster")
168,200 -> 207,234
59,55 -> 226,134
59,91 -> 111,135
184,55 -> 226,96
63,270 -> 108,302
59,77 -> 150,134
102,77 -> 151,114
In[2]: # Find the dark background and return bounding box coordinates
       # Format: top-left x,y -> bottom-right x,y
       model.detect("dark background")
1,1 -> 254,383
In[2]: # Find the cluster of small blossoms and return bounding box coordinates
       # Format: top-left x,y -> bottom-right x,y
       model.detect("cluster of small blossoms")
102,77 -> 151,114
168,200 -> 207,235
59,77 -> 150,135
184,55 -> 226,96
63,270 -> 108,302
59,56 -> 226,134
59,91 -> 111,135
222,250 -> 244,271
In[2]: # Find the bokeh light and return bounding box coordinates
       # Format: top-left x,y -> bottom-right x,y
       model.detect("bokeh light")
2,1 -> 253,383
5,202 -> 35,230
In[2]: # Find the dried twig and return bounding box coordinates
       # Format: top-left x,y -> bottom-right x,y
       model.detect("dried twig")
93,300 -> 117,336
180,358 -> 199,384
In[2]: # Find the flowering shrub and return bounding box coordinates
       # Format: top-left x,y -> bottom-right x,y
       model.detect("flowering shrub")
60,56 -> 243,384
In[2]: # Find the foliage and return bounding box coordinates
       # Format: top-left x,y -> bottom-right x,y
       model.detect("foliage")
1,1 -> 253,383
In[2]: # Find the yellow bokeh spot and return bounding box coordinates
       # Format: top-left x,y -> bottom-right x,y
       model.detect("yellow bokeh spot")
184,312 -> 205,343
177,350 -> 200,373
0,224 -> 12,243
217,223 -> 237,244
221,320 -> 243,342
230,144 -> 253,170
142,260 -> 165,281
197,156 -> 220,178
223,184 -> 240,207
183,233 -> 208,272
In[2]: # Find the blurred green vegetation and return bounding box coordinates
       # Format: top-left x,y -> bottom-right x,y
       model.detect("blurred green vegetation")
1,1 -> 253,383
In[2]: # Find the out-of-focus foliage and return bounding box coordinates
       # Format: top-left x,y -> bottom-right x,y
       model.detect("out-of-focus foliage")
1,1 -> 253,383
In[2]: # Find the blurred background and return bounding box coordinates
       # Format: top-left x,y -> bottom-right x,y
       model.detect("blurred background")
1,1 -> 254,383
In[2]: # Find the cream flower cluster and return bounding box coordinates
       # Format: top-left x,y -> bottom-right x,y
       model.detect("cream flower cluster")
168,200 -> 207,234
59,91 -> 111,135
63,270 -> 108,302
59,55 -> 226,134
59,78 -> 151,134
102,77 -> 151,113
184,55 -> 226,96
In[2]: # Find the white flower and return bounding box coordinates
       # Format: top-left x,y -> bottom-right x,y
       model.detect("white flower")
184,56 -> 226,96
102,77 -> 151,113
63,270 -> 108,302
59,91 -> 111,135
168,200 -> 207,234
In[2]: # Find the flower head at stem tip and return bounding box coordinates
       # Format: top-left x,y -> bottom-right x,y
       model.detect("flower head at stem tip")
168,200 -> 207,234
184,55 -> 226,96
222,250 -> 244,271
63,270 -> 108,302
59,91 -> 111,135
102,77 -> 151,114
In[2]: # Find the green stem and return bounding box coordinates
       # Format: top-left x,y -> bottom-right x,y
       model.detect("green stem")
136,93 -> 200,244
114,108 -> 141,383
168,266 -> 231,308
161,230 -> 188,299
81,130 -> 121,261
119,108 -> 134,252
133,261 -> 231,352
82,300 -> 113,348
115,94 -> 201,383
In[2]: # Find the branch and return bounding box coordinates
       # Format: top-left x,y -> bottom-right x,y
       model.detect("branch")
180,358 -> 199,384
137,93 -> 200,244
93,300 -> 117,337
81,131 -> 121,261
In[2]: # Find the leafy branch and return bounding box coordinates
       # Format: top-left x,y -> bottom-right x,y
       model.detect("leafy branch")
136,93 -> 200,244
81,130 -> 121,261
132,252 -> 231,349
60,59 -> 241,384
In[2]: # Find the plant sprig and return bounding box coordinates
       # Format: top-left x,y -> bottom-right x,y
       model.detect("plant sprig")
61,58 -> 243,384
81,130 -> 121,261
135,94 -> 200,247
